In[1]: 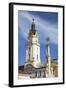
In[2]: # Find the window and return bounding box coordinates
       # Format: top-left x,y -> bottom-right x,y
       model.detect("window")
38,71 -> 41,78
29,48 -> 30,59
29,48 -> 30,52
40,71 -> 41,77
35,72 -> 37,77
37,55 -> 38,59
29,53 -> 30,59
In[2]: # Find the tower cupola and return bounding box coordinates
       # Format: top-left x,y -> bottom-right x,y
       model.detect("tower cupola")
30,19 -> 36,35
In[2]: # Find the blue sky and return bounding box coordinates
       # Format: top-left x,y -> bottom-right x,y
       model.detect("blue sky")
18,10 -> 58,66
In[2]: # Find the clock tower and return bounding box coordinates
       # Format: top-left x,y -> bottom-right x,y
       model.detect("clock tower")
25,19 -> 41,68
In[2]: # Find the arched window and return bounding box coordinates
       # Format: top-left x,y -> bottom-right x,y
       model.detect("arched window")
29,48 -> 30,59
35,72 -> 37,77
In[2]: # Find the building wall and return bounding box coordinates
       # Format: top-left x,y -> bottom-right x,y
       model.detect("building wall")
29,67 -> 46,78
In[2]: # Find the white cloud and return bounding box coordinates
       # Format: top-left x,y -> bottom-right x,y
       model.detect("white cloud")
18,11 -> 58,44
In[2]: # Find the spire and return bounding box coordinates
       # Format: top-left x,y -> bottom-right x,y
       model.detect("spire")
31,19 -> 36,33
46,37 -> 50,46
